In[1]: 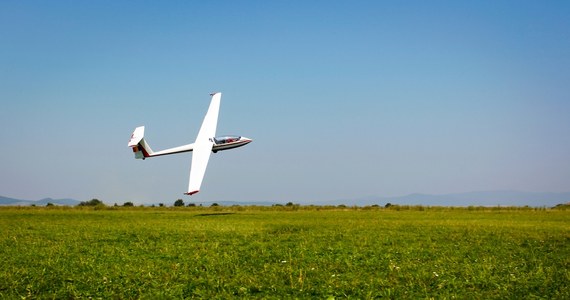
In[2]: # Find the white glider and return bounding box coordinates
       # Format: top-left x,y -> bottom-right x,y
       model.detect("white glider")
127,92 -> 252,195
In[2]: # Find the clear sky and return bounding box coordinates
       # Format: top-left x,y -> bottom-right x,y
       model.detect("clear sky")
1,1 -> 569,205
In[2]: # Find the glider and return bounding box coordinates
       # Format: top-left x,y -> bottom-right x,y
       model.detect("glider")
127,92 -> 252,195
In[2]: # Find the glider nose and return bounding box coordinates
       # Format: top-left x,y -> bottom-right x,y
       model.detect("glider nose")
241,137 -> 252,144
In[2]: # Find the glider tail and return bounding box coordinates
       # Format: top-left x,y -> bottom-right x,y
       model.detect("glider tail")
128,126 -> 154,159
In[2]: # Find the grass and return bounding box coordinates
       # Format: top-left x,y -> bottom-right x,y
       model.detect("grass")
0,206 -> 568,299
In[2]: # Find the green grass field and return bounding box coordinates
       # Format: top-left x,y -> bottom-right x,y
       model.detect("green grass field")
1,206 -> 568,299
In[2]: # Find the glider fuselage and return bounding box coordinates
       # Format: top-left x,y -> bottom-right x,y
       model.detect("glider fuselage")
133,135 -> 252,159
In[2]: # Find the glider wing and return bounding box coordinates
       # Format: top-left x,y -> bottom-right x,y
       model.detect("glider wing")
186,92 -> 221,195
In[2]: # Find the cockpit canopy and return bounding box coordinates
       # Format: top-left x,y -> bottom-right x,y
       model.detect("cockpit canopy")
214,136 -> 241,145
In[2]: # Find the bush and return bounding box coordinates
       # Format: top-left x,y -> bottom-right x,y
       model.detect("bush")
123,202 -> 134,207
174,199 -> 185,207
78,199 -> 105,207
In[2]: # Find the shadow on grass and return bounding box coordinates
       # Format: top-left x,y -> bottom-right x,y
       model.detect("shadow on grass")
194,212 -> 236,217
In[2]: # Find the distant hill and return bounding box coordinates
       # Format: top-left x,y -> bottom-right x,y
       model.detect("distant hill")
325,191 -> 570,207
2,191 -> 569,208
0,196 -> 80,206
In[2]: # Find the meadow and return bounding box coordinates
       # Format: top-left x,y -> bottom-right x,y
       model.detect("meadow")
0,205 -> 568,299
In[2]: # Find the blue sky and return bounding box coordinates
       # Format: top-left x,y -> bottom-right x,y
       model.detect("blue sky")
1,1 -> 569,205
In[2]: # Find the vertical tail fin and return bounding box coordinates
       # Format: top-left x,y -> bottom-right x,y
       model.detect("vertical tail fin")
128,126 -> 154,159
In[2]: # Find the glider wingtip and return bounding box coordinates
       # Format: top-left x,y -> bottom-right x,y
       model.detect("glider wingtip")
185,190 -> 199,196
